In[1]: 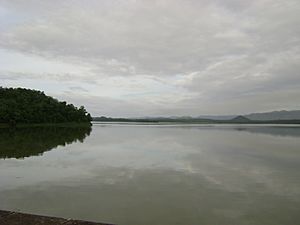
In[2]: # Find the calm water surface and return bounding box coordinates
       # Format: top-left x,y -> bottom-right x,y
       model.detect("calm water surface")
0,123 -> 300,225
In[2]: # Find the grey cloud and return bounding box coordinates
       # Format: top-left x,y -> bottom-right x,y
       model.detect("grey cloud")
68,86 -> 89,93
0,0 -> 260,75
52,93 -> 151,117
0,71 -> 97,84
1,0 -> 298,74
0,0 -> 300,115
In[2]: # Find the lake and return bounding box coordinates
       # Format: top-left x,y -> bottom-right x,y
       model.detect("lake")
0,123 -> 300,225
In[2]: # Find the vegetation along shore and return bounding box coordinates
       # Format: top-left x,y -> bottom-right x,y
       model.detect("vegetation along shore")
0,87 -> 92,127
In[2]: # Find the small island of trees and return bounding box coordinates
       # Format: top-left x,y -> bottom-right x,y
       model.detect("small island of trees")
0,87 -> 92,125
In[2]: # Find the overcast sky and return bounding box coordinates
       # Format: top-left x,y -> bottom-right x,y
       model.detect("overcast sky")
0,0 -> 299,117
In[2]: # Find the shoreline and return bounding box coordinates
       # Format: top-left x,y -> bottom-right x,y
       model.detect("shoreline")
0,210 -> 114,225
0,122 -> 92,128
92,120 -> 300,125
92,121 -> 300,127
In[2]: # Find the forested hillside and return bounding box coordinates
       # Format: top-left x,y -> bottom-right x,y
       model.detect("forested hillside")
0,87 -> 92,124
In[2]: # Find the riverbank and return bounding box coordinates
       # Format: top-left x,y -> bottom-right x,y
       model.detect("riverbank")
0,122 -> 92,128
0,210 -> 114,225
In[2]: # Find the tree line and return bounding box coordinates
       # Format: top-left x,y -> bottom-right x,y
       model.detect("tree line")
0,87 -> 92,124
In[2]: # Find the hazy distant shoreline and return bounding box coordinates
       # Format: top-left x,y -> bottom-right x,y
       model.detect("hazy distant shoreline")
92,117 -> 300,125
92,122 -> 300,128
93,110 -> 300,124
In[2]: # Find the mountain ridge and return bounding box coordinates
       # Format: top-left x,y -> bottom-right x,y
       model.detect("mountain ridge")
128,110 -> 300,121
244,110 -> 300,121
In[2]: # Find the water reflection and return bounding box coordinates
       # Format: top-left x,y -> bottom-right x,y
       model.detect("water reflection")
94,122 -> 300,138
231,126 -> 300,137
0,125 -> 92,159
0,124 -> 299,225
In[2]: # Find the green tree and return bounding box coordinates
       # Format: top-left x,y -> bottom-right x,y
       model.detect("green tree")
0,87 -> 92,124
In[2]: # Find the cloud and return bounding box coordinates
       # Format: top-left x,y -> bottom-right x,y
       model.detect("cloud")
0,0 -> 299,116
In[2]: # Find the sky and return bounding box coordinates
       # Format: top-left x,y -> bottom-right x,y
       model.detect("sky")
0,0 -> 300,117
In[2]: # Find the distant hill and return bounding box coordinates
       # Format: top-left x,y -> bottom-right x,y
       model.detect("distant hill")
245,110 -> 300,121
0,87 -> 92,125
197,110 -> 300,121
196,115 -> 236,120
230,115 -> 252,123
93,110 -> 300,124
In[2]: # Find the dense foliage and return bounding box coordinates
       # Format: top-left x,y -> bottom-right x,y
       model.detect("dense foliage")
0,87 -> 92,124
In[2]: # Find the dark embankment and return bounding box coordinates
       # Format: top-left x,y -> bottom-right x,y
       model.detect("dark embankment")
0,210 -> 114,225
